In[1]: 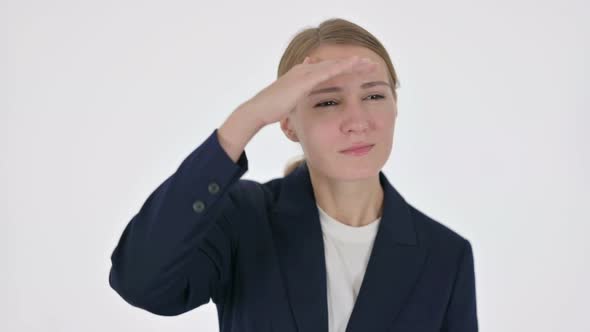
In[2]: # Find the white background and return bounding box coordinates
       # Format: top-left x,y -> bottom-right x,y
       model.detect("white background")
1,0 -> 588,331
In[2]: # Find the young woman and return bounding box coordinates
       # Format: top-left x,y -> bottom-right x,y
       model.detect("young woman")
109,18 -> 478,332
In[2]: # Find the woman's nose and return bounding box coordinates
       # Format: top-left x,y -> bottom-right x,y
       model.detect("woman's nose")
342,100 -> 371,131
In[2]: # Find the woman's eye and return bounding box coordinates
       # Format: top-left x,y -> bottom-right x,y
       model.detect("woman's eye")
313,94 -> 385,108
367,94 -> 385,101
314,100 -> 338,108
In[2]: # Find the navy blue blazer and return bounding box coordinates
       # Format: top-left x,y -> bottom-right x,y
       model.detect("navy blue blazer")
109,128 -> 478,332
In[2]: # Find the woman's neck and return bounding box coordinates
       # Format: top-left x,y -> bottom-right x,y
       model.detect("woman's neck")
309,169 -> 384,227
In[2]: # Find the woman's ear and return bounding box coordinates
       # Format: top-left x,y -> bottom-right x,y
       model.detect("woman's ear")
280,116 -> 299,142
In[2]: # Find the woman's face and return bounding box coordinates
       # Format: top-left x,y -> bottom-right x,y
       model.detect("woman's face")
281,44 -> 397,180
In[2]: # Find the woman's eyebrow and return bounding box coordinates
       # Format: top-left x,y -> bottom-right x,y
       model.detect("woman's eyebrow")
308,81 -> 390,96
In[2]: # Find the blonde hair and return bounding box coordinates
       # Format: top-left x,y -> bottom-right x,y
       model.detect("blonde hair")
278,17 -> 400,176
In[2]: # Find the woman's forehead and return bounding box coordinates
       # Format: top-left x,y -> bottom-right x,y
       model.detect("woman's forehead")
308,44 -> 383,62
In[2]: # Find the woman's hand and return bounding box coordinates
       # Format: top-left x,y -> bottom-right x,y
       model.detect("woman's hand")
245,55 -> 378,127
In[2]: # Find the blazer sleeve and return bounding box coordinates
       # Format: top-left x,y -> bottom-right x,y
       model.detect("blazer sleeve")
441,239 -> 479,331
108,128 -> 249,316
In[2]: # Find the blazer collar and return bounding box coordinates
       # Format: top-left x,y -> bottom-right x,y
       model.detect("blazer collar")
270,161 -> 430,332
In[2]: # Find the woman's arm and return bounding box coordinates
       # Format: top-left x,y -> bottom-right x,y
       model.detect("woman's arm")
108,107 -> 260,316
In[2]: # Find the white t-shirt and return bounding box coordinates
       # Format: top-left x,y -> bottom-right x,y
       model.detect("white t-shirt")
317,203 -> 382,332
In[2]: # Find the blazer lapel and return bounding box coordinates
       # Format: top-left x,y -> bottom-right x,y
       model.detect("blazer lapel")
270,162 -> 430,332
344,170 -> 429,331
270,161 -> 329,332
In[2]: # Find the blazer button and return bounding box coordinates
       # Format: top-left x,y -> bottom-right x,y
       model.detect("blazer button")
208,182 -> 220,194
192,200 -> 206,213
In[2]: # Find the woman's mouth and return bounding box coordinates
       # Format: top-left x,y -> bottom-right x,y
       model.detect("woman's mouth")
339,144 -> 374,156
